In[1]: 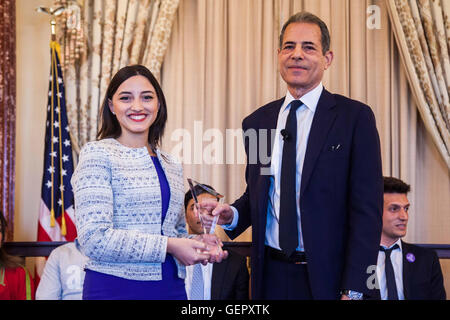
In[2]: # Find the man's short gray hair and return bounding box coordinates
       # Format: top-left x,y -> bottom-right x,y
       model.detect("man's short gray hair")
279,11 -> 331,54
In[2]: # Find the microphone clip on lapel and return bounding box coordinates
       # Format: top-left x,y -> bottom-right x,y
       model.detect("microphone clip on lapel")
280,129 -> 290,141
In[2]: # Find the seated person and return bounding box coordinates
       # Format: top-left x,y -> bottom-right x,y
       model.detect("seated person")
376,177 -> 446,300
0,212 -> 34,300
184,183 -> 249,300
36,239 -> 88,300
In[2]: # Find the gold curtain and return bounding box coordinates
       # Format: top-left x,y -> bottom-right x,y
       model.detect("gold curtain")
386,0 -> 450,169
0,0 -> 16,241
54,0 -> 180,151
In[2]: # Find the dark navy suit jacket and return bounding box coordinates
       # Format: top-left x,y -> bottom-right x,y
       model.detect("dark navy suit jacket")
401,242 -> 446,300
211,250 -> 249,300
227,89 -> 383,299
371,241 -> 446,300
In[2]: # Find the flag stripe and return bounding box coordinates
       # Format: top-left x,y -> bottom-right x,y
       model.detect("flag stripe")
37,200 -> 77,242
38,201 -> 66,242
56,213 -> 76,242
65,206 -> 75,224
37,222 -> 53,242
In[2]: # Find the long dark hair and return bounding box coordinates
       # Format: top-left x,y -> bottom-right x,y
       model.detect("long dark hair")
97,65 -> 168,151
0,212 -> 23,269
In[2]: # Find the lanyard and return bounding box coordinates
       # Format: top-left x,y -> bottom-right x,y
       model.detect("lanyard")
0,268 -> 5,286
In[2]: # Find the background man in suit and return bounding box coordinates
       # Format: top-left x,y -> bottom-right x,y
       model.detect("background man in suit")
184,184 -> 249,300
376,177 -> 446,300
201,11 -> 383,300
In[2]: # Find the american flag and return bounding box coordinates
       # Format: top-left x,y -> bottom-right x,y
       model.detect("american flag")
37,41 -> 77,243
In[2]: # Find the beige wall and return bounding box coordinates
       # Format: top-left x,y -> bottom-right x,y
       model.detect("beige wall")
15,0 -> 53,242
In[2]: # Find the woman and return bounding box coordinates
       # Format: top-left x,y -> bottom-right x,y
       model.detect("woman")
0,213 -> 34,300
71,65 -> 225,300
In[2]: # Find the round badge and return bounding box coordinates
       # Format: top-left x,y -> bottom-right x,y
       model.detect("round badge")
406,253 -> 415,263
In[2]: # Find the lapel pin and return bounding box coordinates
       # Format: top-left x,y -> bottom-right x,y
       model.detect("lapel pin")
406,253 -> 415,263
331,144 -> 341,151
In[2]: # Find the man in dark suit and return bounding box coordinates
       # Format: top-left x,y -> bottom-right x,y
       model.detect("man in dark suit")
375,177 -> 446,300
184,185 -> 249,300
201,11 -> 383,300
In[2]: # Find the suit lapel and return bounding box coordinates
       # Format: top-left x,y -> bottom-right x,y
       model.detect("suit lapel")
261,97 -> 285,165
300,89 -> 337,196
255,98 -> 285,225
401,241 -> 412,300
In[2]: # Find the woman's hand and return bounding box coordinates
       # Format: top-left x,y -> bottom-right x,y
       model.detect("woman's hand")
166,238 -> 211,266
194,234 -> 229,263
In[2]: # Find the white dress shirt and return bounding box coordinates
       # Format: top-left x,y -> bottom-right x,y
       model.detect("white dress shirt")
376,239 -> 405,300
226,83 -> 323,252
36,240 -> 88,300
185,263 -> 213,300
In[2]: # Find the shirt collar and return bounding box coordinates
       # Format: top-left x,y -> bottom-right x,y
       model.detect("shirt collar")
381,239 -> 403,251
281,82 -> 323,114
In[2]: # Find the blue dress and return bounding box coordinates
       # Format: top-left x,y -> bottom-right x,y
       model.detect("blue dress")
82,156 -> 187,300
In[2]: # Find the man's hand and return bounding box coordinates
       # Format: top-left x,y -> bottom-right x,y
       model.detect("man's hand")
199,199 -> 234,226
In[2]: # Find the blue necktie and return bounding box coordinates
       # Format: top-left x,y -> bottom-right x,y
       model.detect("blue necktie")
190,264 -> 204,300
279,100 -> 302,257
380,244 -> 399,300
